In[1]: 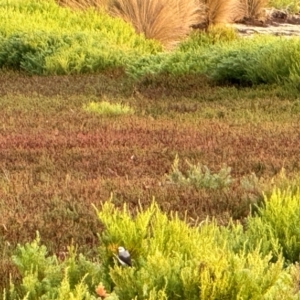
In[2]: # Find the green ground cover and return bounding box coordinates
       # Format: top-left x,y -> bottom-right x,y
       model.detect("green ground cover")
1,0 -> 300,299
0,0 -> 161,74
1,0 -> 300,85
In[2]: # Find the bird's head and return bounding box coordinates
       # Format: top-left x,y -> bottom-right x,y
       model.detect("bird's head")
118,246 -> 126,253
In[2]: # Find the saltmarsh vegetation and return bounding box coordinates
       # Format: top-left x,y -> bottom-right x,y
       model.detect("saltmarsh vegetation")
83,101 -> 134,116
4,193 -> 300,299
127,34 -> 300,87
2,0 -> 300,299
0,0 -> 300,84
268,0 -> 300,12
166,154 -> 233,190
0,0 -> 161,74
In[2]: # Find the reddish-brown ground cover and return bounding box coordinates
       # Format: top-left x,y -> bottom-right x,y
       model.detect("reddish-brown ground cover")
1,71 -> 300,288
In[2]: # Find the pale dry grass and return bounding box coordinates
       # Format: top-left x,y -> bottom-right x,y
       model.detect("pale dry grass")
242,0 -> 269,20
109,0 -> 206,48
202,0 -> 245,24
57,0 -> 205,48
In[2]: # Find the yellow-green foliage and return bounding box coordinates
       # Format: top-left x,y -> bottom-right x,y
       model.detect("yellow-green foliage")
95,199 -> 297,299
19,271 -> 96,300
247,188 -> 300,263
6,194 -> 300,299
205,24 -> 239,43
58,0 -> 110,10
6,234 -> 103,300
205,35 -> 300,85
83,101 -> 134,116
0,0 -> 159,50
268,0 -> 300,13
0,0 -> 161,74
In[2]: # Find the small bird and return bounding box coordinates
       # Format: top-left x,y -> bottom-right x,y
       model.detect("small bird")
114,246 -> 132,267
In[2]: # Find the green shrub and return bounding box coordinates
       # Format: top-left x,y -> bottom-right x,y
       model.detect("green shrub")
0,32 -> 56,73
5,197 -> 300,299
83,101 -> 134,116
206,36 -> 300,85
95,199 -> 297,299
0,0 -> 161,50
0,0 -> 161,75
246,37 -> 300,85
205,40 -> 254,84
0,31 -> 135,75
165,154 -> 233,190
126,50 -> 208,79
246,188 -> 300,264
2,0 -> 300,83
268,0 -> 300,13
126,28 -> 238,79
5,233 -> 103,300
128,34 -> 300,85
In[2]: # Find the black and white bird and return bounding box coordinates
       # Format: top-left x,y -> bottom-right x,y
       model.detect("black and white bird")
114,246 -> 132,267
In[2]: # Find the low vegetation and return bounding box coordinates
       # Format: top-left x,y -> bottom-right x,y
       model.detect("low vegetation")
83,101 -> 134,116
166,155 -> 233,190
1,0 -> 300,298
268,0 -> 300,12
1,0 -> 300,85
2,67 -> 300,299
4,193 -> 300,299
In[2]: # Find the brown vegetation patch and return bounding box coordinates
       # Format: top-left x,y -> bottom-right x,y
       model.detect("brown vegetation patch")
1,71 -> 300,289
1,120 -> 300,177
0,69 -> 126,97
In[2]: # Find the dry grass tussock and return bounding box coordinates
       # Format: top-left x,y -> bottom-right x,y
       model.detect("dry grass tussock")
202,0 -> 245,25
108,0 -> 205,48
242,0 -> 269,20
58,0 -> 206,48
58,0 -> 269,46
